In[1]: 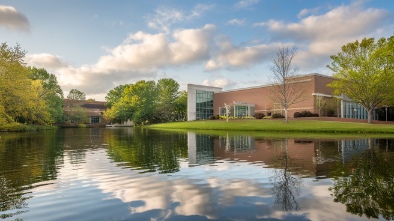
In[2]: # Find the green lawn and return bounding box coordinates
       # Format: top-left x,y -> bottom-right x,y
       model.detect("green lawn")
145,119 -> 394,134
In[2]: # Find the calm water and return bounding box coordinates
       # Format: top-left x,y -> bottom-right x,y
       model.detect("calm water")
0,128 -> 393,221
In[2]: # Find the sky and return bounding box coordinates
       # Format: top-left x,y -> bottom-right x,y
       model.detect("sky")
1,0 -> 393,101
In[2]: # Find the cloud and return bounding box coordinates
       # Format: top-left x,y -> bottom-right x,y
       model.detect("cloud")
25,54 -> 69,71
146,4 -> 214,33
297,7 -> 321,19
202,78 -> 237,89
205,37 -> 291,71
234,0 -> 259,9
227,18 -> 246,26
26,25 -> 216,99
0,5 -> 30,31
257,1 -> 392,71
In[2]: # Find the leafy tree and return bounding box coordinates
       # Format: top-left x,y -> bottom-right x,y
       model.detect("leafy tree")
67,89 -> 86,100
0,42 -> 52,125
173,90 -> 187,121
104,79 -> 187,125
269,47 -> 304,123
28,67 -> 64,123
105,84 -> 128,108
156,78 -> 180,122
327,37 -> 394,123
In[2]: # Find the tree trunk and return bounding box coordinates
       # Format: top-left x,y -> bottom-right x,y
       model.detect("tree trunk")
284,108 -> 288,123
367,109 -> 373,124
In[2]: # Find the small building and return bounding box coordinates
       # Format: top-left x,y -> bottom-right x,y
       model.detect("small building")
63,99 -> 108,126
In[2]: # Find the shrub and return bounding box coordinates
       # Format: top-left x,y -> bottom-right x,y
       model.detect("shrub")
294,111 -> 319,118
272,113 -> 284,118
209,115 -> 220,120
254,112 -> 265,119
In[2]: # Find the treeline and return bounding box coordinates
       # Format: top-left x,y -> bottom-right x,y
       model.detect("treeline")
0,43 -> 64,128
104,78 -> 187,125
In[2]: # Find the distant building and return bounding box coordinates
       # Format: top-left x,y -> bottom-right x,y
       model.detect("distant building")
63,99 -> 108,126
187,73 -> 381,121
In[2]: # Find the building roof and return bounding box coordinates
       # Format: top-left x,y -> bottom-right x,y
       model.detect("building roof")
216,73 -> 333,94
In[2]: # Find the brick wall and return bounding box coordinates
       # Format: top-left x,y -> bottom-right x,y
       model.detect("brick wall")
213,74 -> 334,118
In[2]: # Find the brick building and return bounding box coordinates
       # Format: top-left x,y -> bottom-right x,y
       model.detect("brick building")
187,73 -> 338,121
63,99 -> 108,126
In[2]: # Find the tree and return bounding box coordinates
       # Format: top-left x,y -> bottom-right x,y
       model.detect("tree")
156,78 -> 180,122
327,37 -> 394,123
173,90 -> 187,121
269,47 -> 304,123
315,95 -> 326,117
105,84 -> 128,108
67,89 -> 86,100
28,67 -> 64,123
0,42 -> 52,125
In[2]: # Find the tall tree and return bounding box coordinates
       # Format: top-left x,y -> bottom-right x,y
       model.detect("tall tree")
327,37 -> 394,123
0,42 -> 52,125
105,84 -> 128,108
269,47 -> 304,123
156,78 -> 180,122
28,67 -> 64,123
67,89 -> 86,100
173,90 -> 187,121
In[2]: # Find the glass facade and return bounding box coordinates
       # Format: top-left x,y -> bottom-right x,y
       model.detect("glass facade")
196,90 -> 214,119
342,101 -> 376,120
219,103 -> 255,118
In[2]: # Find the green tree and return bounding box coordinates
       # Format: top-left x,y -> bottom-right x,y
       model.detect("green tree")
67,89 -> 86,100
0,42 -> 52,125
105,84 -> 128,108
28,67 -> 64,123
173,90 -> 187,121
156,78 -> 180,122
327,37 -> 394,123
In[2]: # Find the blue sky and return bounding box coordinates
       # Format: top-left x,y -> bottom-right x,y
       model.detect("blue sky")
1,0 -> 393,100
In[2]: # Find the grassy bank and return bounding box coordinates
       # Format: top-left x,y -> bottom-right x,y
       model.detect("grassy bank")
145,119 -> 394,134
0,123 -> 57,132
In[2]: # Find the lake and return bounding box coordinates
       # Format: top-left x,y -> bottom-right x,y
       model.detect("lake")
0,128 -> 393,221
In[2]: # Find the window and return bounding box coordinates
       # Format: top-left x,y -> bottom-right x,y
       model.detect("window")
196,90 -> 214,119
90,116 -> 100,124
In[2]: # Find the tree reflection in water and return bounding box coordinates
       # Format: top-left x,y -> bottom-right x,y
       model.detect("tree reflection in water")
269,138 -> 302,211
330,138 -> 394,220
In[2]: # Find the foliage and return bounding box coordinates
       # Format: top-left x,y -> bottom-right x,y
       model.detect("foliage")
315,95 -> 326,117
272,113 -> 285,118
254,112 -> 265,119
209,115 -> 220,120
0,42 -> 53,126
294,111 -> 319,118
269,47 -> 305,123
327,37 -> 394,123
105,84 -> 128,108
66,105 -> 90,125
329,142 -> 394,220
27,67 -> 64,123
104,79 -> 187,125
67,89 -> 86,100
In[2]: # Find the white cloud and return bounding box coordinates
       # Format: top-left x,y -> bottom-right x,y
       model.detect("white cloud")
227,18 -> 246,26
146,4 -> 214,33
0,5 -> 30,31
202,78 -> 236,89
25,54 -> 69,71
258,1 -> 392,71
234,0 -> 260,9
205,37 -> 292,71
297,7 -> 321,19
26,25 -> 216,100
